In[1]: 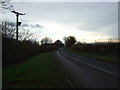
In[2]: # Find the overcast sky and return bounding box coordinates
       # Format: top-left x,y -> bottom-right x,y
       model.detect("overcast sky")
1,1 -> 118,43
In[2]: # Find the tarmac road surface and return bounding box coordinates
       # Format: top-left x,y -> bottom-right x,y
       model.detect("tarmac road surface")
55,48 -> 120,88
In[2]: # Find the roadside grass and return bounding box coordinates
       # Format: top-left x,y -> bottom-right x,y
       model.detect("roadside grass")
66,48 -> 120,64
3,51 -> 70,88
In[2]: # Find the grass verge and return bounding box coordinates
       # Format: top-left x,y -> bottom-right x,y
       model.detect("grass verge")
3,51 -> 70,88
66,48 -> 120,64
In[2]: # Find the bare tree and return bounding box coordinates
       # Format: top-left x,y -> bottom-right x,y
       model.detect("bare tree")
18,29 -> 34,41
0,20 -> 15,39
0,20 -> 36,41
41,37 -> 52,45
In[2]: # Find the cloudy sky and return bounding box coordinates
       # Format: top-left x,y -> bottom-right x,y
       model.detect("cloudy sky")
1,0 -> 118,43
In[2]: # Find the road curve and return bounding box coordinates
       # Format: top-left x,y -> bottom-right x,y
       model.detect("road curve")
55,48 -> 120,88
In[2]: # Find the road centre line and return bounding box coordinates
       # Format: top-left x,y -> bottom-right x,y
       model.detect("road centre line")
58,51 -> 115,76
72,57 -> 115,75
86,63 -> 115,75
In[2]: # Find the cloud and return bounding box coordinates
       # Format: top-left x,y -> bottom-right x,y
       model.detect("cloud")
56,2 -> 117,31
23,2 -> 117,32
21,23 -> 43,28
30,24 -> 43,28
21,23 -> 29,27
12,2 -> 117,30
9,2 -> 118,42
35,24 -> 43,28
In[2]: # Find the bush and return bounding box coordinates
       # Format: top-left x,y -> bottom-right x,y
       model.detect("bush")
70,43 -> 119,55
2,37 -> 61,67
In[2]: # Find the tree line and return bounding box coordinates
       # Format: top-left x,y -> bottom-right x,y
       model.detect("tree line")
63,36 -> 119,56
1,20 -> 63,67
1,20 -> 119,67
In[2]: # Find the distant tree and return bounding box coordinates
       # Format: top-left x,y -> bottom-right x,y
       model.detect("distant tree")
41,39 -> 44,45
54,40 -> 62,44
41,37 -> 52,45
64,36 -> 76,47
76,41 -> 83,45
54,40 -> 64,47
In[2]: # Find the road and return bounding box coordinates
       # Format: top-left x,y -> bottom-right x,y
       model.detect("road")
55,48 -> 120,88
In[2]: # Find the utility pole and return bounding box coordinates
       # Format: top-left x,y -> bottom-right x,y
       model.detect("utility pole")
11,10 -> 25,62
11,10 -> 25,40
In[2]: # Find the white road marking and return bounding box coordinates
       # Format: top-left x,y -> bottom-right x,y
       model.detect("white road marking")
85,63 -> 115,75
73,57 -> 115,75
73,58 -> 82,62
57,51 -> 115,76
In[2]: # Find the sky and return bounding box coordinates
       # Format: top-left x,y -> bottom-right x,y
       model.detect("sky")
0,0 -> 119,43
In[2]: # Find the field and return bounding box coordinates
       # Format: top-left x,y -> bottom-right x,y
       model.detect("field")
67,43 -> 120,64
3,51 -> 70,88
71,51 -> 119,64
